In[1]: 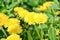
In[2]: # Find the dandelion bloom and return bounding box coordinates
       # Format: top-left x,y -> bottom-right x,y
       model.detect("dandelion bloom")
34,13 -> 48,24
0,13 -> 9,26
24,12 -> 36,25
7,24 -> 22,34
37,1 -> 54,11
14,7 -> 29,18
6,34 -> 22,40
43,1 -> 54,8
4,18 -> 20,28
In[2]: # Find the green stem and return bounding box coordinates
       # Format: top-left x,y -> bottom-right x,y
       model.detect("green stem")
0,27 -> 7,37
27,30 -> 33,40
34,25 -> 40,40
40,25 -> 44,40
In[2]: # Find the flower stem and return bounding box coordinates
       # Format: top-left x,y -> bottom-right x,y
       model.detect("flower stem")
0,27 -> 7,37
27,30 -> 33,40
34,25 -> 41,40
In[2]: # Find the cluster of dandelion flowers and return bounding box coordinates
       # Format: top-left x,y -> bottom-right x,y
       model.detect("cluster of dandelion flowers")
0,13 -> 9,26
6,34 -> 22,40
34,13 -> 48,24
4,18 -> 22,34
24,12 -> 36,25
14,7 -> 29,18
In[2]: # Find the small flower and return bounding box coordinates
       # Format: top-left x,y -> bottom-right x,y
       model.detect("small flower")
0,13 -> 9,26
55,29 -> 60,35
7,24 -> 22,34
6,34 -> 22,40
34,13 -> 48,24
24,12 -> 36,25
56,11 -> 60,16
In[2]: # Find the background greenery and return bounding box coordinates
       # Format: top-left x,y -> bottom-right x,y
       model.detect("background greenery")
0,0 -> 60,40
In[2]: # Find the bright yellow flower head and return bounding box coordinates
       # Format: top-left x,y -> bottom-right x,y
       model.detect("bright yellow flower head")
55,29 -> 60,35
4,18 -> 20,28
34,13 -> 48,24
43,1 -> 54,8
56,11 -> 60,16
37,6 -> 47,11
24,12 -> 36,25
14,7 -> 29,18
7,24 -> 22,34
6,34 -> 22,40
0,13 -> 9,26
17,10 -> 29,18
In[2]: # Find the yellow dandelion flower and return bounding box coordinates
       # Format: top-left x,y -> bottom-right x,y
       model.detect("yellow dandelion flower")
43,1 -> 54,8
7,24 -> 22,34
37,1 -> 54,11
24,12 -> 36,25
0,13 -> 9,26
34,13 -> 48,24
55,29 -> 60,35
14,7 -> 29,18
56,11 -> 60,16
4,18 -> 20,28
37,6 -> 47,11
17,10 -> 29,18
6,34 -> 22,40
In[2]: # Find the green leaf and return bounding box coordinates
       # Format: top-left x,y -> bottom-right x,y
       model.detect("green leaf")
48,27 -> 56,40
27,0 -> 39,6
27,31 -> 33,40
